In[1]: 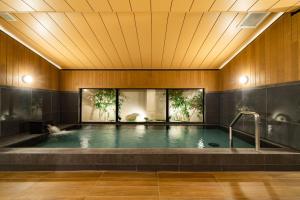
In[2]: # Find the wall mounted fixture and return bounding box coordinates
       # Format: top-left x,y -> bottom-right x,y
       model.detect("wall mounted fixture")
22,75 -> 33,84
239,75 -> 249,85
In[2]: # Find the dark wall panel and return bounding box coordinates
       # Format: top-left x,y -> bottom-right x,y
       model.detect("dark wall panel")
60,92 -> 79,124
205,92 -> 220,125
266,83 -> 300,149
0,86 -> 60,138
220,82 -> 300,150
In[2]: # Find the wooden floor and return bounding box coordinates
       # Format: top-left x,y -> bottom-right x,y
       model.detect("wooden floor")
0,171 -> 300,200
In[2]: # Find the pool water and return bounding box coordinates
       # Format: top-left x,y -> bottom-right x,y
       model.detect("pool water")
35,125 -> 254,148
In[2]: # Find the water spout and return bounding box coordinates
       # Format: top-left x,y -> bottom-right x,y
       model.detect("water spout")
47,124 -> 61,134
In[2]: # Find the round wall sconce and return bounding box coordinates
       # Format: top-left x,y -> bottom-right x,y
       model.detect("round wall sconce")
239,75 -> 249,85
22,75 -> 33,84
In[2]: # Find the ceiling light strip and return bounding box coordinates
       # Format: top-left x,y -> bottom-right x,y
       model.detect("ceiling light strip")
219,12 -> 284,70
0,25 -> 61,69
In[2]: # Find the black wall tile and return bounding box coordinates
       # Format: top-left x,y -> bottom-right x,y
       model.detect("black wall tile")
267,84 -> 300,124
220,90 -> 243,130
220,82 -> 300,150
59,92 -> 79,124
12,88 -> 31,120
241,88 -> 267,138
0,87 -> 61,138
51,92 -> 60,113
0,87 -> 1,137
205,92 -> 220,124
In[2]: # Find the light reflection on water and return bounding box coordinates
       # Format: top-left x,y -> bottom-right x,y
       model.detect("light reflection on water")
35,125 -> 254,148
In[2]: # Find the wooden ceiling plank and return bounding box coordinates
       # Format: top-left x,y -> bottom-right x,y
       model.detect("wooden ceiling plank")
87,0 -> 112,12
171,0 -> 194,12
151,0 -> 172,12
249,0 -> 279,12
6,27 -> 66,68
0,1 -> 15,11
14,13 -> 80,67
201,13 -> 245,68
109,0 -> 131,12
210,0 -> 236,11
32,12 -> 93,67
269,0 -> 299,12
288,1 -> 300,11
190,12 -> 237,68
0,16 -> 71,67
190,0 -> 215,12
152,12 -> 168,68
135,13 -> 151,67
130,0 -> 150,12
66,13 -> 112,68
162,13 -> 185,68
171,13 -> 202,66
43,0 -> 73,12
65,0 -> 93,12
101,13 -> 132,66
84,13 -> 123,67
180,12 -> 219,67
21,0 -> 54,11
210,29 -> 254,68
49,12 -> 101,68
229,0 -> 258,11
117,13 -> 142,68
2,0 -> 34,11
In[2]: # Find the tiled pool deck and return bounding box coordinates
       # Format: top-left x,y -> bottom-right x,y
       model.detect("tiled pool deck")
0,148 -> 299,171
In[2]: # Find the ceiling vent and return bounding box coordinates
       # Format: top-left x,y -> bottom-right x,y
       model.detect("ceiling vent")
239,12 -> 269,29
0,13 -> 16,21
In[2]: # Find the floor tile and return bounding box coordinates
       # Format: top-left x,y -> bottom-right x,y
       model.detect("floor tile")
158,172 -> 214,179
159,185 -> 225,198
44,171 -> 103,179
85,197 -> 159,200
102,171 -> 157,179
96,178 -> 158,186
88,186 -> 158,196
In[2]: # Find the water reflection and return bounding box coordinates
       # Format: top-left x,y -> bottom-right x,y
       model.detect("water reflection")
36,125 -> 254,148
198,139 -> 204,148
79,132 -> 91,148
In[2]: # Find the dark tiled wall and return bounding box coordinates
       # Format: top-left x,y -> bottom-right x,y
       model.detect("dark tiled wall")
0,88 -> 220,135
220,82 -> 300,150
59,92 -> 79,124
0,86 -> 60,137
205,92 -> 220,125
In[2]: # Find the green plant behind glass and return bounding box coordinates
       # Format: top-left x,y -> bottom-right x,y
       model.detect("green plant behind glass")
169,90 -> 190,121
92,89 -> 116,121
189,91 -> 203,120
169,90 -> 203,122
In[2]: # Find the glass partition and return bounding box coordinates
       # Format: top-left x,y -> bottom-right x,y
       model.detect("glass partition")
169,89 -> 204,122
119,89 -> 166,122
81,89 -> 116,122
81,88 -> 204,123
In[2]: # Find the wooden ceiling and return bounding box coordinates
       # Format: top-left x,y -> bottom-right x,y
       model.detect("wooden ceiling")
0,0 -> 298,69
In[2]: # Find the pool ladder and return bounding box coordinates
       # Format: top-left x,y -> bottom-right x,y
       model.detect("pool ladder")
229,111 -> 261,151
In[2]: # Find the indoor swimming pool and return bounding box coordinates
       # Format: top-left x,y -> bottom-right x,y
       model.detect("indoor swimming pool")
34,125 -> 254,148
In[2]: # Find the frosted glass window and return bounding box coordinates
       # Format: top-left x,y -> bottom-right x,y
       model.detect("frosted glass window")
119,89 -> 166,122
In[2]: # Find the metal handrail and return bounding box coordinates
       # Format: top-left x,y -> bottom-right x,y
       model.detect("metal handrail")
229,111 -> 261,151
